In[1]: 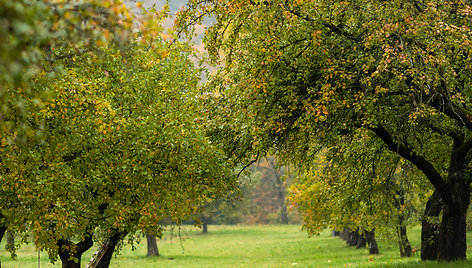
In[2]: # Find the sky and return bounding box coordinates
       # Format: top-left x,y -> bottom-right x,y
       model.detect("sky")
125,0 -> 208,52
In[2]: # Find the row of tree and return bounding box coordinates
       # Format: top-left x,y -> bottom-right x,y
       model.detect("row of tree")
3,0 -> 472,265
176,0 -> 472,261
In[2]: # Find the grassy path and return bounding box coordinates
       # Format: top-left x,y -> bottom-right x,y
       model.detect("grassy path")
1,225 -> 471,267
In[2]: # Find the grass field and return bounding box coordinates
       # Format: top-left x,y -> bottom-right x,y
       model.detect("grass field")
1,225 -> 471,267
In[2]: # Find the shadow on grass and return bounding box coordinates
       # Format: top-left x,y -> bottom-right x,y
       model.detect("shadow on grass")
368,259 -> 472,268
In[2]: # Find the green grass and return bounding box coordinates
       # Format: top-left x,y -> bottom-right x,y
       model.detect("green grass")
1,225 -> 472,267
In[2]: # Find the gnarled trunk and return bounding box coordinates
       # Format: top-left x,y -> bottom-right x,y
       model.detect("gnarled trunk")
438,183 -> 470,261
88,230 -> 127,268
437,148 -> 471,261
421,190 -> 442,261
372,126 -> 472,261
355,234 -> 366,249
58,233 -> 93,268
347,229 -> 360,247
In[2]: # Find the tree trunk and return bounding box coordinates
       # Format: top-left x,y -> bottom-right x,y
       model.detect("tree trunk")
146,235 -> 159,257
397,224 -> 412,257
355,232 -> 366,249
437,186 -> 470,261
346,229 -> 355,246
279,204 -> 289,224
340,227 -> 350,241
0,225 -> 6,244
88,230 -> 127,268
372,127 -> 472,261
348,229 -> 360,247
366,230 -> 379,254
355,237 -> 366,248
421,190 -> 442,261
437,149 -> 471,262
58,233 -> 93,268
268,158 -> 289,224
340,228 -> 379,254
202,222 -> 208,233
393,172 -> 412,257
5,230 -> 14,253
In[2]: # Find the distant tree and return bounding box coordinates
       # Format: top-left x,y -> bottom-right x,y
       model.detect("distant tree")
266,158 -> 289,224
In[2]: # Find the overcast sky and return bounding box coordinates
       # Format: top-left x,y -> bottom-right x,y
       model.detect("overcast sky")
125,0 -> 186,14
125,0 -> 207,51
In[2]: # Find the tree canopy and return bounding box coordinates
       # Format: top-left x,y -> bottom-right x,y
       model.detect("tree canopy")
178,0 -> 472,261
1,1 -> 237,267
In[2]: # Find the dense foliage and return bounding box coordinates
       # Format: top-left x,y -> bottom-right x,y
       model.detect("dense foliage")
178,0 -> 472,261
0,1 -> 237,267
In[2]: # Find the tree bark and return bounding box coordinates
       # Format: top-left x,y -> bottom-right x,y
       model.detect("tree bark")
366,230 -> 379,254
393,170 -> 412,257
372,126 -> 472,261
88,230 -> 127,268
346,228 -> 362,248
421,190 -> 442,261
346,229 -> 355,246
57,233 -> 93,268
146,235 -> 159,257
438,183 -> 470,261
397,224 -> 412,257
437,147 -> 471,261
348,229 -> 360,247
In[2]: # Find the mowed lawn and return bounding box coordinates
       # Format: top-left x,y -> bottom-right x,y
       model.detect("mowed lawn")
1,225 -> 472,267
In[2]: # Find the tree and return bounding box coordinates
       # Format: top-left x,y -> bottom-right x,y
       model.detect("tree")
265,157 -> 289,224
177,0 -> 472,261
1,1 -> 134,265
0,0 -> 133,139
1,3 -> 237,268
288,133 -> 428,256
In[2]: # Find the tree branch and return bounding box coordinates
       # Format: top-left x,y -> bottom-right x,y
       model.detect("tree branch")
281,1 -> 361,42
370,125 -> 450,202
425,79 -> 472,132
237,152 -> 260,177
421,119 -> 464,144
